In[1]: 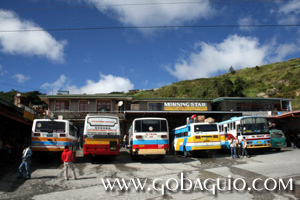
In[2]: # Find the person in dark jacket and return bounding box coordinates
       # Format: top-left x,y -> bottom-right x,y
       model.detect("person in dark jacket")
17,145 -> 33,179
61,145 -> 77,180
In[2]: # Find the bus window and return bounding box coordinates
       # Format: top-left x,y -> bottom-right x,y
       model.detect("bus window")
35,121 -> 65,133
135,120 -> 142,132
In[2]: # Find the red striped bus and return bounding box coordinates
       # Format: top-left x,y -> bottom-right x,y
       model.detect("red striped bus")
128,117 -> 169,160
83,114 -> 120,157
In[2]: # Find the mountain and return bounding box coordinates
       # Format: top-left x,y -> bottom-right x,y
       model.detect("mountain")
130,58 -> 300,110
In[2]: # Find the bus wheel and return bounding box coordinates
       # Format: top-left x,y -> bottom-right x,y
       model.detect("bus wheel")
183,147 -> 188,157
174,151 -> 178,156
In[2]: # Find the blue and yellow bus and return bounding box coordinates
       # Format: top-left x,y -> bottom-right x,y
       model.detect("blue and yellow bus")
218,116 -> 271,150
173,122 -> 221,157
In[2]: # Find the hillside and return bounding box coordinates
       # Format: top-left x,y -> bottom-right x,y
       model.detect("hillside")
130,58 -> 300,110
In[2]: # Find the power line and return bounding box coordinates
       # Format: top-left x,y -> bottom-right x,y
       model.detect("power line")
0,24 -> 299,33
6,0 -> 293,11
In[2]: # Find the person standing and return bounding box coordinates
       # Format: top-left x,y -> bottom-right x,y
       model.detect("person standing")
290,135 -> 298,149
61,145 -> 77,181
235,137 -> 241,158
17,145 -> 33,179
230,138 -> 237,159
242,136 -> 248,158
122,134 -> 127,148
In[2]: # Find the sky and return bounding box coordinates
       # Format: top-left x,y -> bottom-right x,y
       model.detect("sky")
0,0 -> 300,95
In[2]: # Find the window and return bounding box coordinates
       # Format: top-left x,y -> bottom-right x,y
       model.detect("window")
241,117 -> 269,134
149,103 -> 164,111
35,121 -> 66,133
55,100 -> 69,111
237,103 -> 263,111
97,101 -> 111,112
69,124 -> 77,137
79,101 -> 89,112
135,120 -> 167,132
194,124 -> 218,132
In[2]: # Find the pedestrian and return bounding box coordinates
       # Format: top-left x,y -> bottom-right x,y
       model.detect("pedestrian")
290,135 -> 298,149
77,137 -> 82,150
17,144 -> 33,179
229,138 -> 237,159
242,136 -> 248,158
122,134 -> 127,148
61,145 -> 77,181
235,137 -> 241,158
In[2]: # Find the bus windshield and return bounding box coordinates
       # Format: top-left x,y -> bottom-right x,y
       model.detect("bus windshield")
135,120 -> 167,132
194,124 -> 218,132
35,121 -> 66,133
241,117 -> 269,135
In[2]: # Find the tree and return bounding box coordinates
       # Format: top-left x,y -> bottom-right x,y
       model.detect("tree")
213,80 -> 225,97
234,76 -> 246,97
229,66 -> 236,74
223,79 -> 234,96
0,89 -> 19,103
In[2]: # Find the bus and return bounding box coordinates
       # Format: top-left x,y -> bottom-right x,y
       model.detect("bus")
270,129 -> 286,151
218,116 -> 271,150
31,119 -> 78,153
173,122 -> 221,157
83,114 -> 120,157
128,118 -> 169,159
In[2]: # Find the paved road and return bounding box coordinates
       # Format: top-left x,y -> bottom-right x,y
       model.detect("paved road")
0,148 -> 299,200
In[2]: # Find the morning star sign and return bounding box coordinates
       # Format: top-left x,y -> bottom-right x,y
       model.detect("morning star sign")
164,102 -> 208,111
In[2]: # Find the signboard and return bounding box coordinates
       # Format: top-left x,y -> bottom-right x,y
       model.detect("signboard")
86,117 -> 119,135
164,102 -> 208,111
24,106 -> 34,121
57,91 -> 69,95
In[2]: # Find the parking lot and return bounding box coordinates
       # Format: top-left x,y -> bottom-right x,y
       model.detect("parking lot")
0,148 -> 299,200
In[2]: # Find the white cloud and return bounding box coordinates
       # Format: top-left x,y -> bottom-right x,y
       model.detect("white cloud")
84,0 -> 215,29
41,74 -> 69,94
276,0 -> 300,24
166,34 -> 300,80
0,10 -> 67,62
41,74 -> 134,94
13,73 -> 30,83
238,16 -> 257,32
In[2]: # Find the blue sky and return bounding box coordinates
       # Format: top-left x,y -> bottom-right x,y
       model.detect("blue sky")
0,0 -> 300,94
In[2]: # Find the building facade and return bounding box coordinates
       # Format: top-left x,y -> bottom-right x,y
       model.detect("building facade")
39,94 -> 294,140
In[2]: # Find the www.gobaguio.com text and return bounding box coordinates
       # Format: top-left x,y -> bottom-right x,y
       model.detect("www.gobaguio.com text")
101,173 -> 293,195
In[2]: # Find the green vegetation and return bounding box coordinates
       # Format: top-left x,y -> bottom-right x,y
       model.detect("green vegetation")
0,90 -> 46,106
129,58 -> 300,110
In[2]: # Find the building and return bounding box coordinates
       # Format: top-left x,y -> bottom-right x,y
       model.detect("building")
39,93 -> 294,140
0,98 -> 32,161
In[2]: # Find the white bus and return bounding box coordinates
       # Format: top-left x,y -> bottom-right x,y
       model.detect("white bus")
128,117 -> 169,160
83,114 -> 120,156
218,116 -> 271,150
173,122 -> 221,157
31,119 -> 78,152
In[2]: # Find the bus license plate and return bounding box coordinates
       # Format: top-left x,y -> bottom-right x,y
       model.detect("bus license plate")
276,143 -> 281,145
204,140 -> 210,142
139,145 -> 145,147
257,141 -> 261,144
47,134 -> 53,137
